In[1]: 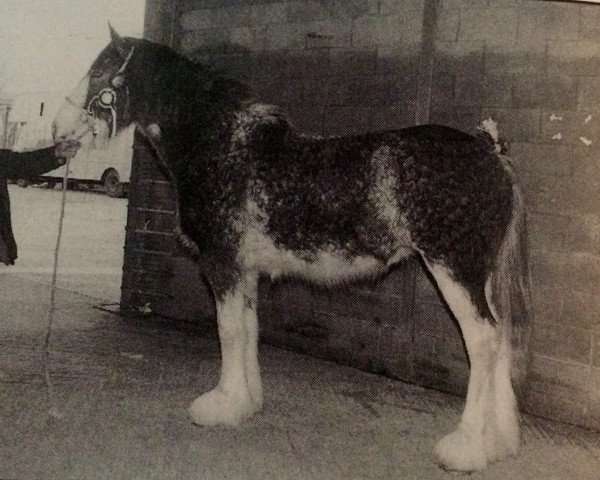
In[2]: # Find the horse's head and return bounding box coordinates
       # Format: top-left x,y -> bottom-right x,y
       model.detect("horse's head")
53,25 -> 138,142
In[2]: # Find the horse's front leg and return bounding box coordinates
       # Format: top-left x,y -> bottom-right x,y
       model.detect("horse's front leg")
189,272 -> 260,426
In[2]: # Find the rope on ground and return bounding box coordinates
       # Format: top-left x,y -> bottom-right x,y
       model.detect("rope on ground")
43,158 -> 71,419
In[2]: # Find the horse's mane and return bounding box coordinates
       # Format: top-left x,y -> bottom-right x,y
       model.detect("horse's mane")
127,38 -> 251,129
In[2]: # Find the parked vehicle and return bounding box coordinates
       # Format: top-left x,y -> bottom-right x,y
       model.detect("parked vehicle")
6,92 -> 132,197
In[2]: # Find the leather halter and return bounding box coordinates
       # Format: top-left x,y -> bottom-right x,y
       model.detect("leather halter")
64,47 -> 134,140
86,47 -> 135,137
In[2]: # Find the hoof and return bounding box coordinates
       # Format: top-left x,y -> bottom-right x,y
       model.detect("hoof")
188,387 -> 256,427
435,427 -> 488,472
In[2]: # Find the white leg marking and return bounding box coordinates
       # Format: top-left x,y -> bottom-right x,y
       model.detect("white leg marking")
427,263 -> 518,471
189,275 -> 258,426
242,274 -> 263,410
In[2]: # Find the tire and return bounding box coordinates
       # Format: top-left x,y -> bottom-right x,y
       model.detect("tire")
16,179 -> 30,188
102,169 -> 125,198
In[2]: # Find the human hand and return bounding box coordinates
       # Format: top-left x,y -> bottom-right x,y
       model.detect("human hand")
55,140 -> 81,160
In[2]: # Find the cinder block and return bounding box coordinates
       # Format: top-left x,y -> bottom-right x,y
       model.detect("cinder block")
434,41 -> 485,76
436,8 -> 459,42
376,42 -> 421,75
441,0 -> 487,8
458,8 -> 518,45
563,289 -> 600,332
375,259 -> 418,299
314,286 -> 407,327
593,340 -> 600,368
531,285 -> 564,327
303,20 -> 353,49
285,50 -> 330,79
581,6 -> 600,39
525,390 -> 590,429
518,2 -> 580,43
429,73 -> 455,109
229,27 -> 257,51
250,2 -> 289,25
381,0 -> 426,15
566,214 -> 600,256
288,0 -> 330,23
509,142 -> 573,178
271,280 -> 316,313
528,212 -> 570,252
131,231 -> 176,253
343,73 -> 418,107
414,268 -> 440,304
328,0 -> 371,19
429,107 -> 482,132
256,22 -> 303,51
522,175 -> 569,215
579,77 -> 600,112
513,75 -> 577,110
323,312 -> 362,363
211,5 -> 252,27
479,108 -> 541,143
562,252 -> 600,296
180,9 -> 214,31
485,42 -> 546,75
128,208 -> 177,233
322,105 -> 373,135
548,41 -> 600,76
532,322 -> 592,365
455,74 -> 512,108
328,49 -> 378,78
530,248 -> 566,289
370,105 -> 417,130
528,355 -> 592,407
180,28 -> 231,55
354,14 -> 423,48
413,301 -> 456,339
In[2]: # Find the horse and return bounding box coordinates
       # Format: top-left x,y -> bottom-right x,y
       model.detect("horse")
53,26 -> 531,472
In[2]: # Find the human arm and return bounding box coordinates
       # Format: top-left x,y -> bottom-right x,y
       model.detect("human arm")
0,140 -> 80,178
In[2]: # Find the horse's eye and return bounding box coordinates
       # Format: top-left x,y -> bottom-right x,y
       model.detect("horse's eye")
90,69 -> 103,79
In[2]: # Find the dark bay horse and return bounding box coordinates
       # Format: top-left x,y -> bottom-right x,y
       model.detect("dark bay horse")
53,27 -> 531,472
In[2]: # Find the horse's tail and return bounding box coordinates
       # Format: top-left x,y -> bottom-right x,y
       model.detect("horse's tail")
486,163 -> 532,400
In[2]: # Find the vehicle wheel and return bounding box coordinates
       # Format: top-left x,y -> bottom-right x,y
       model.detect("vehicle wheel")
16,179 -> 30,188
103,169 -> 125,198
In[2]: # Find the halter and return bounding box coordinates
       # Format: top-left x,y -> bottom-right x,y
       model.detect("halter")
86,47 -> 135,138
64,46 -> 134,140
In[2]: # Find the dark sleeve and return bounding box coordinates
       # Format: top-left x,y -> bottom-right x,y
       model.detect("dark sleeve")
0,147 -> 64,178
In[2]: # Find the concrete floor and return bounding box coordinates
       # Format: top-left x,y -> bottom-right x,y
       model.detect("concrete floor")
1,274 -> 600,480
8,184 -> 127,302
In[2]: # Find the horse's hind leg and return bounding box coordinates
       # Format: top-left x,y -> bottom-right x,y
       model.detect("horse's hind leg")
189,272 -> 260,426
425,262 -> 519,472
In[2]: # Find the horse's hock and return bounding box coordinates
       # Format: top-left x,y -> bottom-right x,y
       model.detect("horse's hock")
120,0 -> 600,432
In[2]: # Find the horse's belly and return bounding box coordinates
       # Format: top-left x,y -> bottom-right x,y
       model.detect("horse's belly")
239,229 -> 396,284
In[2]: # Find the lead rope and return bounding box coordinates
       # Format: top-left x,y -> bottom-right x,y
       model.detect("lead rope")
43,156 -> 71,419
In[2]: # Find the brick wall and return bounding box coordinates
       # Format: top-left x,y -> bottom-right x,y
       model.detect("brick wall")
123,0 -> 600,430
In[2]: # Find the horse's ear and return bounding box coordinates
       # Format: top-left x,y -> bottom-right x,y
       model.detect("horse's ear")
108,22 -> 128,58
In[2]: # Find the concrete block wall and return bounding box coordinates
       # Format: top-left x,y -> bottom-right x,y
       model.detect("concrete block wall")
173,0 -> 439,386
122,0 -> 600,430
430,0 -> 600,429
